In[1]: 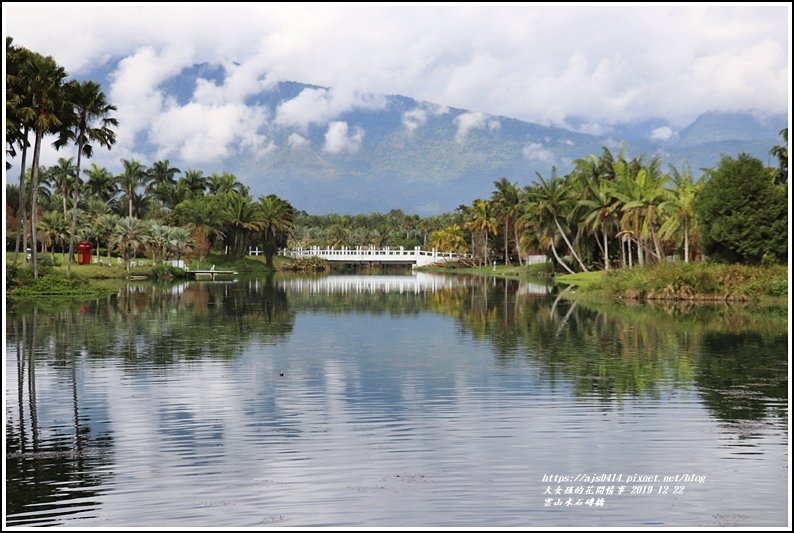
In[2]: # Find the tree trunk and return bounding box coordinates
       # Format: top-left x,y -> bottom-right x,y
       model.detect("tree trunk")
67,141 -> 84,275
628,237 -> 633,268
514,225 -> 523,266
603,226 -> 610,270
29,132 -> 43,279
554,216 -> 588,271
14,125 -> 29,267
504,219 -> 510,265
651,225 -> 662,263
636,237 -> 644,266
128,195 -> 133,218
550,240 -> 575,275
684,220 -> 689,263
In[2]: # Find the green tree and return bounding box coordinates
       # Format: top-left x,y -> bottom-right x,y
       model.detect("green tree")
16,51 -> 68,278
695,154 -> 787,264
659,164 -> 701,263
146,159 -> 181,208
58,80 -> 117,274
118,159 -> 146,217
769,128 -> 788,185
256,194 -> 294,268
84,163 -> 117,202
491,177 -> 521,265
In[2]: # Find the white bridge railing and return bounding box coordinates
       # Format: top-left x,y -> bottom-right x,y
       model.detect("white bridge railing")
280,246 -> 470,267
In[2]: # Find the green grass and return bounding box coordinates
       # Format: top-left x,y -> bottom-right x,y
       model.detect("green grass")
558,263 -> 787,302
417,261 -> 551,279
554,271 -> 607,289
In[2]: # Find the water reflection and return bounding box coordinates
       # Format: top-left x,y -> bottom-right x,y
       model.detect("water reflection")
5,273 -> 788,526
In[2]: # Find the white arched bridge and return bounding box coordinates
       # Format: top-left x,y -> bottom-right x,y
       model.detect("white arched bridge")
280,246 -> 470,267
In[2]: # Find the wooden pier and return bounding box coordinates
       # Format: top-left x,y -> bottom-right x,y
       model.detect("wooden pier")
188,269 -> 238,281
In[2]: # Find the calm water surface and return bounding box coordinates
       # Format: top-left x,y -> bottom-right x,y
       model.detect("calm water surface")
5,273 -> 788,526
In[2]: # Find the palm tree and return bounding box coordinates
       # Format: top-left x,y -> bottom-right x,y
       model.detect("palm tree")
659,164 -> 701,263
769,128 -> 788,185
256,194 -> 294,268
429,224 -> 468,254
168,227 -> 193,262
6,38 -> 31,266
491,178 -> 521,265
528,173 -> 588,271
220,192 -> 261,258
15,51 -> 67,278
146,159 -> 180,208
208,172 -> 248,196
181,169 -> 208,197
96,213 -> 119,264
58,80 -> 117,274
48,157 -> 77,219
520,189 -> 575,274
465,199 -> 498,265
147,222 -> 171,264
118,159 -> 146,217
37,210 -> 68,259
84,163 -> 117,202
111,216 -> 145,271
577,176 -> 617,270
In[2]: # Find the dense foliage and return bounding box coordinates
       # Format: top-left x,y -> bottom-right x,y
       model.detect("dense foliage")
695,154 -> 788,264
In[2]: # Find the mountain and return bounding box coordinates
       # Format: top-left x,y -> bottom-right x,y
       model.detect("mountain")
93,63 -> 789,214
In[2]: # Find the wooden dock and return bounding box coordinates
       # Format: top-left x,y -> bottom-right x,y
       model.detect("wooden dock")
189,269 -> 238,280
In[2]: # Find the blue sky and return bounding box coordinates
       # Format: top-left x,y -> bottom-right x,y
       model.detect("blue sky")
4,4 -> 790,171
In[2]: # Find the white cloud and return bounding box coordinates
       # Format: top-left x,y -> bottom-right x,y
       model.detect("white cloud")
402,108 -> 428,135
287,133 -> 310,149
4,4 -> 787,166
275,87 -> 386,131
649,126 -> 678,142
323,122 -> 364,154
109,46 -> 195,155
454,111 -> 489,143
150,102 -> 271,163
522,142 -> 555,165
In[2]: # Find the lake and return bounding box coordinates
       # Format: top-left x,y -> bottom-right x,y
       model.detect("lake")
5,273 -> 788,526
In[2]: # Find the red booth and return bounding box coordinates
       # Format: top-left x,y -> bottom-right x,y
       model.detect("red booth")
77,242 -> 92,265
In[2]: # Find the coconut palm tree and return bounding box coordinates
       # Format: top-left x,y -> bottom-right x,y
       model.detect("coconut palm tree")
429,224 -> 468,254
57,80 -> 117,274
491,177 -> 521,265
465,199 -> 498,265
659,164 -> 701,263
528,172 -> 588,272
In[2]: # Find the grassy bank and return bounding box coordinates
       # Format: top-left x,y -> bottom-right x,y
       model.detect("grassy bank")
417,261 -> 550,279
556,263 -> 787,302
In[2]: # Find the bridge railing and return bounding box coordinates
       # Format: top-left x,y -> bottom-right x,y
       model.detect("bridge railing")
280,246 -> 470,263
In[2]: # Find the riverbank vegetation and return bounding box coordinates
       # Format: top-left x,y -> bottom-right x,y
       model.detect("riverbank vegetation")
6,38 -> 788,301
